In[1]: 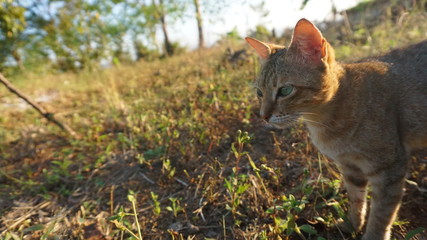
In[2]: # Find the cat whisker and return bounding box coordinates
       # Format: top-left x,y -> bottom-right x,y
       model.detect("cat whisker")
299,112 -> 342,129
299,112 -> 318,116
301,118 -> 332,130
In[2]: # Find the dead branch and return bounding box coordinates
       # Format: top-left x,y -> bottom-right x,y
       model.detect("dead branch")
0,73 -> 77,137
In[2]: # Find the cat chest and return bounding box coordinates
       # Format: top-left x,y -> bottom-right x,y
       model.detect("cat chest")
306,126 -> 356,161
310,135 -> 346,160
308,134 -> 379,176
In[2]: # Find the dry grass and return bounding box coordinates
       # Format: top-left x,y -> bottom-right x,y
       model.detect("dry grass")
1,9 -> 427,240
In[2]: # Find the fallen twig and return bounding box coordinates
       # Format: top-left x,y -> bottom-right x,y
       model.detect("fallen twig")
174,177 -> 189,187
0,73 -> 77,137
139,172 -> 155,185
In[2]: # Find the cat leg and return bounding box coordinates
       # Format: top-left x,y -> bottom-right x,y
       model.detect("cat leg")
343,174 -> 368,232
338,167 -> 368,233
363,170 -> 405,240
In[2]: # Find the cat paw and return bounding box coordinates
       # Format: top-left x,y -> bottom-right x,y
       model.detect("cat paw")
361,235 -> 385,240
361,232 -> 389,240
334,218 -> 356,234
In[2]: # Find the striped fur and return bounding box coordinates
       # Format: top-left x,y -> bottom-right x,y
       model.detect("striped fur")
247,19 -> 427,240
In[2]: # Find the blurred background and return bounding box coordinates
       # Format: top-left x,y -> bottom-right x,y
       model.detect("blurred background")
2,0 -> 425,75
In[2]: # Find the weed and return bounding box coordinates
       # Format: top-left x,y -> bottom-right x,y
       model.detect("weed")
127,191 -> 143,240
404,227 -> 426,240
150,191 -> 162,217
224,173 -> 251,219
108,190 -> 143,240
231,130 -> 252,171
266,194 -> 314,238
162,158 -> 176,179
166,197 -> 184,218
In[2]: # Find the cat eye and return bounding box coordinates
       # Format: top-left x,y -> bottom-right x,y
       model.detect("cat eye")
256,88 -> 263,98
278,85 -> 294,97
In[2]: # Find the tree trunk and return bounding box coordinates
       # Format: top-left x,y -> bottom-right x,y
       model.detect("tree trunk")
11,49 -> 25,70
193,0 -> 204,48
157,0 -> 174,56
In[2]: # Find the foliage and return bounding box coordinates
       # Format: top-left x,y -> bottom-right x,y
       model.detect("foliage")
0,0 -> 254,73
0,0 -> 205,73
0,0 -> 132,72
166,197 -> 184,217
248,24 -> 272,41
0,0 -> 26,70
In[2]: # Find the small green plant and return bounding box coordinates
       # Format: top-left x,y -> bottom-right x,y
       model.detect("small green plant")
108,206 -> 135,239
51,158 -> 72,177
404,227 -> 425,240
266,194 -> 317,239
40,157 -> 76,196
223,130 -> 254,219
108,190 -> 143,240
224,173 -> 250,218
151,191 -> 161,217
162,158 -> 176,179
127,191 -> 143,240
231,130 -> 252,171
166,197 -> 184,217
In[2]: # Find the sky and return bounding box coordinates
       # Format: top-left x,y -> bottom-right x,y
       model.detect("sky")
170,0 -> 362,49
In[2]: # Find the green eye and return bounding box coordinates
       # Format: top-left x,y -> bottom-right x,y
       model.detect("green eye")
278,85 -> 294,97
256,88 -> 263,98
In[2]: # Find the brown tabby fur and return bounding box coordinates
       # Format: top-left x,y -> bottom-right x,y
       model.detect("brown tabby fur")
246,19 -> 427,240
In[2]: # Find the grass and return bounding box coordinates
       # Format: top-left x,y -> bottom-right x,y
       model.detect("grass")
1,8 -> 427,240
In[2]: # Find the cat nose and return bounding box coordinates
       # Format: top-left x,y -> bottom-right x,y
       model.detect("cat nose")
260,113 -> 271,121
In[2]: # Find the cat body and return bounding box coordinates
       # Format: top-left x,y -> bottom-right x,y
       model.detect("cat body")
246,19 -> 427,240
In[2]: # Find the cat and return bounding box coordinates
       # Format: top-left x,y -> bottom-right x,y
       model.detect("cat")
245,18 -> 427,240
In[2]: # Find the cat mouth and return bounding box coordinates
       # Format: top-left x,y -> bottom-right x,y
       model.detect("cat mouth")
263,114 -> 300,129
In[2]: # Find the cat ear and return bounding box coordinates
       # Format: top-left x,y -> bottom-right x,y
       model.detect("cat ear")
245,37 -> 272,59
289,18 -> 326,64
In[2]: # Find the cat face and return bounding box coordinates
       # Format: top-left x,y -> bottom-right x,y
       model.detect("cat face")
247,19 -> 337,129
254,50 -> 327,128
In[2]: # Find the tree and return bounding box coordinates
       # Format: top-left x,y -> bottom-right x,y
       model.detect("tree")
156,0 -> 174,56
125,0 -> 186,57
143,0 -> 186,56
19,0 -> 130,71
0,0 -> 26,70
193,0 -> 204,48
190,0 -> 240,49
41,0 -> 122,71
1,0 -> 238,72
